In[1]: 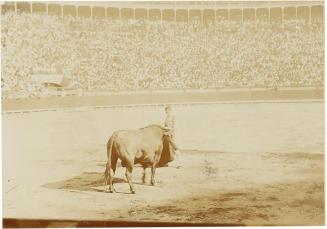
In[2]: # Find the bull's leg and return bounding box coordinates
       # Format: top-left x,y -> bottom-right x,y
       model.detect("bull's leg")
125,166 -> 136,194
142,166 -> 146,184
110,155 -> 118,193
104,162 -> 112,193
105,154 -> 118,193
150,166 -> 156,186
150,151 -> 161,186
108,168 -> 115,193
104,164 -> 115,193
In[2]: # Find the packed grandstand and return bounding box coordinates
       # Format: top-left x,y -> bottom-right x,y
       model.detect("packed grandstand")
1,2 -> 324,99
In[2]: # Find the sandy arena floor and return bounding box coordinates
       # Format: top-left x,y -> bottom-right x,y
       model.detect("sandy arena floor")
2,102 -> 324,226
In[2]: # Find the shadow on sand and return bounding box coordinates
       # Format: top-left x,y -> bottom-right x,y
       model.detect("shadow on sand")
43,172 -> 156,193
43,172 -> 126,192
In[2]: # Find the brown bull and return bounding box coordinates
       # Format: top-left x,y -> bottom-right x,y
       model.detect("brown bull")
104,124 -> 175,194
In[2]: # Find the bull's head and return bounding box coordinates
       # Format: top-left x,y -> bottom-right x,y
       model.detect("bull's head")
159,132 -> 176,167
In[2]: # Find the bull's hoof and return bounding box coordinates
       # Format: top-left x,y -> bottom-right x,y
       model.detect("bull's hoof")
131,190 -> 136,194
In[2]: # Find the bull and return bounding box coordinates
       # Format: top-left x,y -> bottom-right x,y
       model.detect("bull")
104,124 -> 175,194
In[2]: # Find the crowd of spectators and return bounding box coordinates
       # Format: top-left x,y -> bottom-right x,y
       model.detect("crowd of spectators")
1,12 -> 324,99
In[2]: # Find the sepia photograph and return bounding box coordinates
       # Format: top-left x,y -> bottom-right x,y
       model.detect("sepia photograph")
1,0 -> 325,227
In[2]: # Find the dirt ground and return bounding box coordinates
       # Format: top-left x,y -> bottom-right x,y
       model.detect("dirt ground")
2,102 -> 324,226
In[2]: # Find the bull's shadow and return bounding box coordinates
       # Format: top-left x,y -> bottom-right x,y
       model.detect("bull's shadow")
43,172 -> 123,192
42,171 -> 158,194
43,169 -> 161,194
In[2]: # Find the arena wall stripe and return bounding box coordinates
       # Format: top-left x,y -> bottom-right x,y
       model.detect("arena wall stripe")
1,89 -> 324,113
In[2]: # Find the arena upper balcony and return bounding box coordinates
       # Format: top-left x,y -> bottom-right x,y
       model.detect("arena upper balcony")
1,1 -> 324,22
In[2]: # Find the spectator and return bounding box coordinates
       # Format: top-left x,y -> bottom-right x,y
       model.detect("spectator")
1,12 -> 323,99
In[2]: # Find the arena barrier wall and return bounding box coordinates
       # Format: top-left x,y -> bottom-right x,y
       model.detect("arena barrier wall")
1,88 -> 324,113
